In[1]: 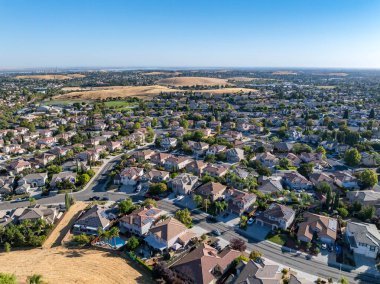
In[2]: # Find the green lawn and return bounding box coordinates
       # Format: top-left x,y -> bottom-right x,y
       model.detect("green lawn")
267,234 -> 287,246
103,100 -> 137,109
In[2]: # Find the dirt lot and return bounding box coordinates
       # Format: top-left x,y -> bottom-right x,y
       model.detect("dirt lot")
15,74 -> 85,80
56,85 -> 181,100
157,76 -> 229,86
0,247 -> 152,284
43,202 -> 88,249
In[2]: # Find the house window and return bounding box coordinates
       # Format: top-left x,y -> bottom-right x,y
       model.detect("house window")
370,246 -> 376,252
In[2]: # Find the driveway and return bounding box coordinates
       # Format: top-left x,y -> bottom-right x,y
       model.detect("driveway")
240,223 -> 271,241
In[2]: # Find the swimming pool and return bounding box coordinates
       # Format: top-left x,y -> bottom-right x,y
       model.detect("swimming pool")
97,237 -> 126,249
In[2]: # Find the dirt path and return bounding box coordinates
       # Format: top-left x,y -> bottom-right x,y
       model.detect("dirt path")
0,247 -> 152,284
42,201 -> 88,249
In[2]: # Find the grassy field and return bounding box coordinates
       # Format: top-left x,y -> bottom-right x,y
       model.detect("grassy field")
0,247 -> 151,284
55,85 -> 181,100
157,76 -> 229,86
103,100 -> 137,109
15,74 -> 85,80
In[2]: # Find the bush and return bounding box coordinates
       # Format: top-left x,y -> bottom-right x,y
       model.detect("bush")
72,234 -> 92,245
4,242 -> 11,253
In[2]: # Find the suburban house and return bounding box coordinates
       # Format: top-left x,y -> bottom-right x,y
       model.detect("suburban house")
119,206 -> 162,236
18,205 -> 59,225
282,172 -> 313,191
345,221 -> 380,259
9,159 -> 31,173
141,169 -> 170,184
50,171 -> 77,188
254,152 -> 279,167
185,160 -> 207,176
309,172 -> 335,188
0,176 -> 14,195
18,173 -> 48,188
73,205 -> 112,235
258,178 -> 284,194
188,141 -> 209,157
172,243 -> 241,284
117,167 -> 144,186
195,182 -> 227,202
168,173 -> 199,195
226,189 -> 256,215
203,164 -> 228,177
226,148 -> 245,163
164,156 -> 191,171
255,203 -> 295,230
133,149 -> 155,162
231,259 -> 282,284
333,171 -> 359,190
346,190 -> 380,206
361,152 -> 380,167
297,212 -> 338,244
150,152 -> 172,166
206,144 -> 227,156
144,217 -> 196,251
161,137 -> 178,150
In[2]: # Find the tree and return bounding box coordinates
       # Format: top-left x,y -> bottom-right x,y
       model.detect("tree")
239,215 -> 248,228
279,158 -> 291,169
27,274 -> 46,284
109,226 -> 120,248
126,236 -> 139,251
4,242 -> 11,253
343,109 -> 349,119
369,108 -> 375,119
229,238 -> 247,252
316,145 -> 326,158
358,169 -> 378,189
29,197 -> 36,206
142,198 -> 157,207
133,122 -> 141,129
0,273 -> 17,284
249,250 -> 263,261
118,198 -> 136,215
149,183 -> 168,195
359,205 -> 375,221
175,208 -> 193,228
340,276 -> 349,284
65,193 -> 73,210
77,173 -> 91,186
337,207 -> 349,218
333,193 -> 340,210
344,148 -> 361,167
193,195 -> 203,207
297,163 -> 314,178
202,198 -> 211,213
325,188 -> 332,210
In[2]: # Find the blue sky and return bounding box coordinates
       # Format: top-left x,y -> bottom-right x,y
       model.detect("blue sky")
1,0 -> 380,69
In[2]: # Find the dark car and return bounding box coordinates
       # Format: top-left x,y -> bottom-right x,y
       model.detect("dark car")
101,196 -> 110,201
207,216 -> 217,223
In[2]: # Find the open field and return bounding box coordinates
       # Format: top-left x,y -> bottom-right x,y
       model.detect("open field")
55,85 -> 181,100
0,247 -> 151,284
197,87 -> 257,94
142,71 -> 181,76
157,76 -> 229,86
15,74 -> 85,80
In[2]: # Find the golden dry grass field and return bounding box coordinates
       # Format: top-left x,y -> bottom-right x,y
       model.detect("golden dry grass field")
56,85 -> 181,100
156,76 -> 229,86
197,87 -> 258,94
15,74 -> 85,80
0,247 -> 151,284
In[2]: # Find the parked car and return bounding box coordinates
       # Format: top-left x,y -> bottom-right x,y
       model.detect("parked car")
211,229 -> 221,236
207,216 -> 217,223
247,217 -> 255,225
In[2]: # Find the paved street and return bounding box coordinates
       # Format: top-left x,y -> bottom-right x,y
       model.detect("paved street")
157,200 -> 379,284
1,147 -> 378,284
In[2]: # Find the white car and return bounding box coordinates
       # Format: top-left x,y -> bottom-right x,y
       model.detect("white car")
247,218 -> 255,225
321,243 -> 327,250
176,195 -> 184,201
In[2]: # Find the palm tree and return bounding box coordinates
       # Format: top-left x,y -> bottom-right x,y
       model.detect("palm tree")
109,227 -> 120,248
202,199 -> 211,213
193,195 -> 203,207
27,274 -> 46,284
